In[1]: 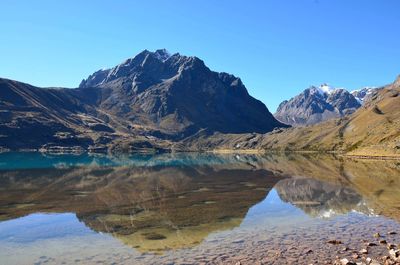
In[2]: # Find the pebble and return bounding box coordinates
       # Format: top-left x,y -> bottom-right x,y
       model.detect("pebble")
360,249 -> 369,254
387,243 -> 396,250
340,258 -> 356,265
373,233 -> 381,238
382,255 -> 390,260
389,249 -> 400,259
328,240 -> 343,245
304,249 -> 313,254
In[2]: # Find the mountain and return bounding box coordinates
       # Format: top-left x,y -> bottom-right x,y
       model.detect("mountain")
78,49 -> 286,136
274,84 -> 361,126
261,75 -> 400,157
0,49 -> 286,152
263,154 -> 400,220
275,177 -> 370,218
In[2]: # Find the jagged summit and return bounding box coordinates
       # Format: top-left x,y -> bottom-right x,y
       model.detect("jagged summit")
275,84 -> 361,126
153,48 -> 171,61
79,49 -> 207,89
315,83 -> 336,95
307,84 -> 349,98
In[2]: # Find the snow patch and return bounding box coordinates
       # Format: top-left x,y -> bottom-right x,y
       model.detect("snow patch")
310,83 -> 341,97
351,87 -> 378,103
318,83 -> 336,95
154,49 -> 171,61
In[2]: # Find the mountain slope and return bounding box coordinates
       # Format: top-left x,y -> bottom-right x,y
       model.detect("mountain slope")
0,78 -> 97,150
274,84 -> 361,126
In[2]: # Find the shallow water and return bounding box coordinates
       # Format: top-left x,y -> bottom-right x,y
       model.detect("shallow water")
0,152 -> 399,264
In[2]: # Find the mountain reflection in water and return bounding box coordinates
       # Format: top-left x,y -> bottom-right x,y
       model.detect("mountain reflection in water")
0,153 -> 282,252
0,152 -> 399,255
275,178 -> 373,218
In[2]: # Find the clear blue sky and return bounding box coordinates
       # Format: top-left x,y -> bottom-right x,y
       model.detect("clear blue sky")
1,0 -> 399,112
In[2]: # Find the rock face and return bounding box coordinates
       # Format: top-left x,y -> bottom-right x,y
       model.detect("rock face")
0,49 -> 286,151
274,84 -> 361,126
78,49 -> 286,137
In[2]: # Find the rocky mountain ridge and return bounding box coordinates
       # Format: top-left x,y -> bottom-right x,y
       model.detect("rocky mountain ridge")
77,49 -> 287,137
351,86 -> 382,103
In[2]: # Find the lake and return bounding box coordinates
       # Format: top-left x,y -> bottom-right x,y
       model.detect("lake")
0,152 -> 399,264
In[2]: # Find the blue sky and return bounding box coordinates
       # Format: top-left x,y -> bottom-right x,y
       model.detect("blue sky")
1,0 -> 399,112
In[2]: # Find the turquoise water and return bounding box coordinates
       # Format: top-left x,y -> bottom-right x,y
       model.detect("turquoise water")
0,152 -> 252,169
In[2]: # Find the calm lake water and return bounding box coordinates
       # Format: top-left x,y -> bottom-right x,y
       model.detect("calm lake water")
0,152 -> 400,264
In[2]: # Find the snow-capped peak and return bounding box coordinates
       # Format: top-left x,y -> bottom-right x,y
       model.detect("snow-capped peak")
318,83 -> 336,95
310,83 -> 339,97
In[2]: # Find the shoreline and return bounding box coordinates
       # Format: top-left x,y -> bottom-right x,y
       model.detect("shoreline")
2,148 -> 400,160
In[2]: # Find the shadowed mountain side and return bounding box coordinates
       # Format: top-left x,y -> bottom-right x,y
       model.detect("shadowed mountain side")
0,78 -> 146,152
0,78 -> 95,150
0,161 -> 282,252
78,50 -> 286,137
